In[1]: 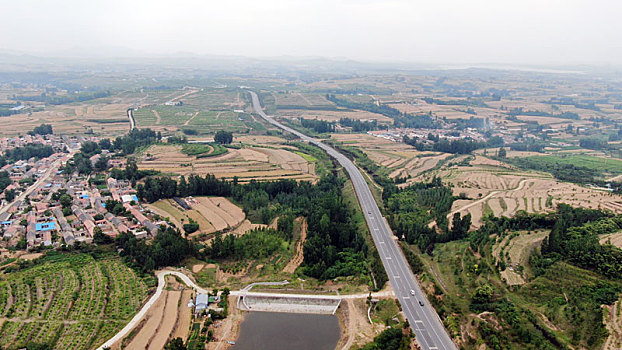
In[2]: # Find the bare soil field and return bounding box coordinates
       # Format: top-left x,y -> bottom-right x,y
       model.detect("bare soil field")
330,133 -> 446,178
149,197 -> 245,235
117,278 -> 192,350
124,291 -> 167,349
0,102 -> 132,137
138,144 -> 316,182
172,290 -> 193,341
147,199 -> 216,234
148,290 -> 182,350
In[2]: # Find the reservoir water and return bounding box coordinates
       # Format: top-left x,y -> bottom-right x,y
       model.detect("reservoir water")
233,312 -> 341,350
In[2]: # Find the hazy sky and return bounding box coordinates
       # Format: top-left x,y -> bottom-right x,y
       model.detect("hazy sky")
1,0 -> 620,65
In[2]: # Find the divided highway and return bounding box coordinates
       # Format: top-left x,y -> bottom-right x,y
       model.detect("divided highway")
249,91 -> 456,350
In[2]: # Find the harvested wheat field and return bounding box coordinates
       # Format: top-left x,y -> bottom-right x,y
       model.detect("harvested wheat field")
147,199 -> 216,234
409,155 -> 622,227
444,163 -> 622,227
448,171 -> 622,227
148,197 -> 245,235
0,102 -> 131,137
117,277 -> 193,350
138,144 -> 316,182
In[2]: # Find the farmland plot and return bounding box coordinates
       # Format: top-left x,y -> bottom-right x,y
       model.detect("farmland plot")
0,253 -> 148,350
138,144 -> 317,182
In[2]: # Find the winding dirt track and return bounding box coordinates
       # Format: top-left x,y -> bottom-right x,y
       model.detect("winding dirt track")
283,218 -> 307,274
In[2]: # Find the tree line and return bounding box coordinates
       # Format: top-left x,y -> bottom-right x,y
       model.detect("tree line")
2,143 -> 55,164
136,173 -> 381,283
116,226 -> 197,272
403,134 -> 503,154
339,118 -> 387,132
326,94 -> 437,129
299,118 -> 335,133
14,90 -> 112,105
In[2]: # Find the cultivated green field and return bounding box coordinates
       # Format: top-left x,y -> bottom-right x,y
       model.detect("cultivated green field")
0,252 -> 150,350
521,154 -> 622,175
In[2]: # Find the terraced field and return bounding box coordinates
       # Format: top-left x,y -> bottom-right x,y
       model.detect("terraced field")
0,253 -> 149,350
138,144 -> 317,182
438,156 -> 622,227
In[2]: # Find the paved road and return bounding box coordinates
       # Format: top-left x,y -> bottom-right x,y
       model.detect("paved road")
249,91 -> 456,350
127,108 -> 136,130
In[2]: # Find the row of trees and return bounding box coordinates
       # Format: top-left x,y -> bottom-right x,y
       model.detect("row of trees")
326,94 -> 437,129
299,118 -> 335,133
14,90 -> 111,105
403,135 -> 503,154
2,143 -> 55,163
116,226 -> 197,272
339,118 -> 386,132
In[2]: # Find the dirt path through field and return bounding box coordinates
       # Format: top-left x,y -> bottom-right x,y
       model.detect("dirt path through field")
283,218 -> 307,274
339,298 -> 376,350
152,110 -> 161,125
603,300 -> 622,350
210,295 -> 244,350
148,290 -> 181,350
183,111 -> 199,126
170,89 -> 199,103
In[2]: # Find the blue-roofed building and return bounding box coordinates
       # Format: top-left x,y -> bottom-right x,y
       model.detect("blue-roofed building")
35,222 -> 57,231
79,194 -> 90,199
